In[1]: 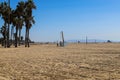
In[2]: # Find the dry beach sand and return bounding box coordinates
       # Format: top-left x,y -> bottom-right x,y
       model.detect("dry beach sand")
0,43 -> 119,80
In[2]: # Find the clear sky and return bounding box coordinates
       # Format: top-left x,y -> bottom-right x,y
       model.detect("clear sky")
0,0 -> 120,42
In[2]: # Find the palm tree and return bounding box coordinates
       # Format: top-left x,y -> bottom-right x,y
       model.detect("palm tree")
14,17 -> 19,47
10,1 -> 25,47
7,8 -> 11,48
10,10 -> 17,46
7,0 -> 11,48
10,10 -> 14,43
24,0 -> 36,47
18,18 -> 24,46
0,0 -> 36,48
0,2 -> 10,48
0,25 -> 6,46
16,1 -> 25,46
10,9 -> 20,47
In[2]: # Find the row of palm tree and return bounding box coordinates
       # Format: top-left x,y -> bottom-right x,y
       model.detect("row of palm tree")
0,0 -> 36,48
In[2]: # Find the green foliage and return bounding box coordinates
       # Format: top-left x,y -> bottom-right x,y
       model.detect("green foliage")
0,0 -> 36,48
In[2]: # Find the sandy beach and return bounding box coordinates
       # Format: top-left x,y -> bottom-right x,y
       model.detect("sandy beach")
0,43 -> 119,80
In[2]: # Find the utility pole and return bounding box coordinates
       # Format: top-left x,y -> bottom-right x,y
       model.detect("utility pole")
86,36 -> 88,44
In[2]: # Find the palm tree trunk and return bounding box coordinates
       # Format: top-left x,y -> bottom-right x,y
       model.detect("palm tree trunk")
7,23 -> 10,48
1,38 -> 4,47
15,26 -> 18,47
7,0 -> 10,48
19,28 -> 21,46
11,26 -> 14,45
25,28 -> 27,47
4,23 -> 7,48
28,28 -> 30,47
3,35 -> 5,47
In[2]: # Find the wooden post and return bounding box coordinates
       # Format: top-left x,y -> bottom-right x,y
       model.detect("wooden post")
61,31 -> 64,47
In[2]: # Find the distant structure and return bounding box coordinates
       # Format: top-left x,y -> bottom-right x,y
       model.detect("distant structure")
61,31 -> 64,46
107,40 -> 112,43
86,36 -> 88,44
95,39 -> 96,44
78,41 -> 80,43
57,31 -> 65,47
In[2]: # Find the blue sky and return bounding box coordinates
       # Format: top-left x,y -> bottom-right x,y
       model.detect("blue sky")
0,0 -> 120,42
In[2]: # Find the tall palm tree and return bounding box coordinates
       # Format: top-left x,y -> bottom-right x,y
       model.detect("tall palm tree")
0,2 -> 10,48
10,8 -> 21,47
24,0 -> 36,47
13,17 -> 19,47
10,1 -> 25,47
11,10 -> 17,47
0,0 -> 36,48
0,25 -> 6,46
7,0 -> 11,48
16,1 -> 25,46
10,10 -> 15,43
7,6 -> 11,48
18,18 -> 24,46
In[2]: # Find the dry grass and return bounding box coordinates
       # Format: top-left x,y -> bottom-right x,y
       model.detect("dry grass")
0,43 -> 120,80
